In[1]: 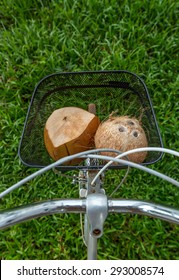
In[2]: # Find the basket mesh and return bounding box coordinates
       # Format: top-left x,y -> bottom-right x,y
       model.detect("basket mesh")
19,71 -> 163,170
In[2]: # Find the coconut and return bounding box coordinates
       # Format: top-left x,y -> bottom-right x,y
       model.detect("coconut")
94,116 -> 148,163
44,107 -> 100,165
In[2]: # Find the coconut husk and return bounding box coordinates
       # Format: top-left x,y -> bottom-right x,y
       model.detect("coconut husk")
44,107 -> 100,165
95,116 -> 148,163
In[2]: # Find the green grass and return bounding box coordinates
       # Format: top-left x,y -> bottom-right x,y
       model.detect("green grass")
0,0 -> 178,259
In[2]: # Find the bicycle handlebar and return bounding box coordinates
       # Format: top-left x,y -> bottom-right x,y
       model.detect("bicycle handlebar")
0,198 -> 178,230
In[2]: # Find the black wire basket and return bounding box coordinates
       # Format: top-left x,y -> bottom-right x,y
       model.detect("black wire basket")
18,70 -> 163,170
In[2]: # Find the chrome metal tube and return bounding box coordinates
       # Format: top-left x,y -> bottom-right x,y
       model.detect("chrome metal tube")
0,199 -> 178,230
108,199 -> 179,225
0,199 -> 86,230
87,234 -> 98,260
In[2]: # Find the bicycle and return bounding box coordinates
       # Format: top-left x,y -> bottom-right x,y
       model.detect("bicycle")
0,71 -> 178,260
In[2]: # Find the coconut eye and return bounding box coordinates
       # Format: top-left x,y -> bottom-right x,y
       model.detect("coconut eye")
127,120 -> 135,125
118,126 -> 126,132
133,131 -> 139,137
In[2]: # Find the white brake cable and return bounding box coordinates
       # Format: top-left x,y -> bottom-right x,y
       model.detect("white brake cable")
0,147 -> 178,199
86,154 -> 179,188
90,147 -> 179,187
0,149 -> 121,199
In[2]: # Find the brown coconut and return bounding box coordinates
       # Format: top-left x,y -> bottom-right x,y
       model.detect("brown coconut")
94,116 -> 148,163
44,107 -> 100,165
